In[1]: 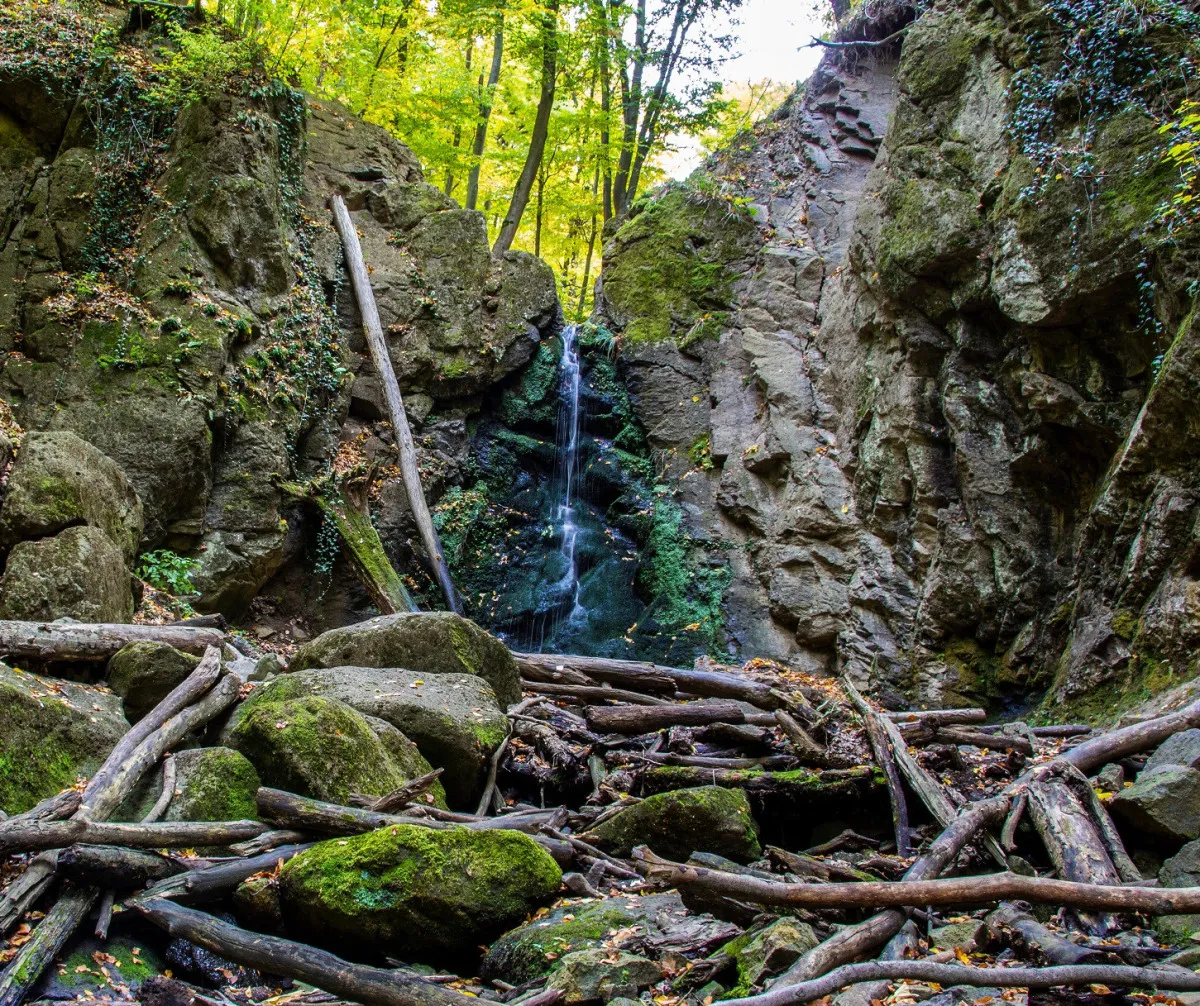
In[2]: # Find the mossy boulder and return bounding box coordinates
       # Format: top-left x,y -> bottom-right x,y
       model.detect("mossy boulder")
0,524 -> 135,623
289,611 -> 521,707
587,786 -> 761,862
545,949 -> 661,1003
718,917 -> 819,996
166,747 -> 260,821
107,642 -> 200,723
1110,765 -> 1200,843
277,824 -> 562,962
0,663 -> 129,815
224,666 -> 502,807
227,694 -> 437,805
0,430 -> 143,564
481,893 -> 690,985
1156,839 -> 1200,943
35,933 -> 164,1000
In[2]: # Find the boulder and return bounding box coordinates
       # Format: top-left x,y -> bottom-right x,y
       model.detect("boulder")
1111,765 -> 1200,843
928,919 -> 986,951
277,824 -> 562,962
107,642 -> 200,723
289,611 -> 521,707
587,786 -> 761,861
545,950 -> 661,1003
722,917 -> 820,995
34,932 -> 164,1000
1145,729 -> 1200,775
1156,839 -> 1200,943
227,694 -> 439,805
166,747 -> 261,821
223,667 -> 503,808
0,524 -> 135,622
0,663 -> 129,815
234,873 -> 283,931
0,430 -> 143,564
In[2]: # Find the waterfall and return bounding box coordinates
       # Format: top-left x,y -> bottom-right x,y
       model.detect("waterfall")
553,324 -> 584,624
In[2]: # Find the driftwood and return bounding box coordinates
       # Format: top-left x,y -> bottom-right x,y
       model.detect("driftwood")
141,753 -> 177,824
136,845 -> 311,903
932,727 -> 1033,754
350,769 -> 446,813
229,829 -> 308,856
724,960 -> 1200,1006
0,885 -> 99,1006
522,680 -> 672,706
0,789 -> 81,835
986,902 -> 1108,965
57,843 -> 184,889
0,619 -> 224,661
0,852 -> 58,937
888,708 -> 987,727
330,194 -> 460,614
587,701 -> 753,733
843,679 -> 910,856
1064,697 -> 1200,773
136,898 -> 488,1006
0,818 -> 267,854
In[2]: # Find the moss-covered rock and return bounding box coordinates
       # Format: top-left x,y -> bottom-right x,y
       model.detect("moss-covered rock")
36,933 -> 164,1000
0,663 -> 129,815
107,641 -> 200,723
289,611 -> 521,707
227,694 -> 427,804
1155,839 -> 1200,943
545,949 -> 662,1003
0,430 -> 143,564
166,747 -> 260,821
223,666 -> 493,807
717,918 -> 819,996
234,872 -> 283,931
587,786 -> 761,862
277,824 -> 562,962
0,524 -> 134,623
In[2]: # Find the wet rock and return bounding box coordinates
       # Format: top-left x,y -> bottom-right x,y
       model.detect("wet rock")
289,611 -> 521,707
928,919 -> 985,951
227,694 -> 439,805
224,665 -> 499,807
0,663 -> 129,814
545,949 -> 662,1003
0,524 -> 135,623
1111,765 -> 1200,843
278,824 -> 562,963
587,786 -> 761,862
166,747 -> 261,821
107,642 -> 201,723
0,430 -> 143,564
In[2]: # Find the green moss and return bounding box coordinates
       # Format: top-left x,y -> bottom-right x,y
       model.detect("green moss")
589,785 -> 760,861
483,904 -> 646,985
896,10 -> 986,100
171,747 -> 260,821
278,824 -> 562,960
1111,608 -> 1141,641
876,177 -> 981,290
315,494 -> 416,614
57,939 -> 161,992
500,339 -> 561,427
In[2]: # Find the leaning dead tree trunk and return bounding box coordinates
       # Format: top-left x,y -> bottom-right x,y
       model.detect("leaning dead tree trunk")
0,620 -> 224,662
330,194 -> 461,614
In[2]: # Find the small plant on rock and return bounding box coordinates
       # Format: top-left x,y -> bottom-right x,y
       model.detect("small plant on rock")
137,549 -> 199,595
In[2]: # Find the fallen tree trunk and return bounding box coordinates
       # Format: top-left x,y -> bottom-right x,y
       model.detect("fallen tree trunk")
1064,697 -> 1200,774
0,885 -> 98,1006
985,902 -> 1108,966
135,898 -> 491,1006
636,855 -> 1200,914
0,620 -> 224,662
0,852 -> 57,937
141,754 -> 177,824
522,680 -> 672,706
843,679 -> 910,857
330,194 -> 460,614
0,789 -> 81,835
57,844 -> 184,889
887,708 -> 987,727
351,769 -> 446,813
135,845 -> 311,903
723,960 -> 1200,1006
0,818 -> 268,854
773,710 -> 828,766
933,727 -> 1033,755
586,701 -> 749,733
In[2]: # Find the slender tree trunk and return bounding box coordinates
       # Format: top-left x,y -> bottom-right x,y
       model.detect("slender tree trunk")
595,1 -> 614,222
578,164 -> 600,317
611,0 -> 644,218
534,171 -> 545,256
493,0 -> 560,255
467,13 -> 505,211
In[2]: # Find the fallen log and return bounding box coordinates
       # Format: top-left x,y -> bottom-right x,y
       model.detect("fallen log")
141,754 -> 177,824
887,708 -> 987,727
0,620 -> 224,662
0,818 -> 267,854
843,679 -> 910,856
722,960 -> 1200,1006
57,844 -> 184,889
586,701 -> 748,733
350,769 -> 446,813
0,789 -> 81,835
136,898 -> 488,1006
773,710 -> 829,767
331,194 -> 460,614
933,727 -> 1033,755
635,854 -> 1200,914
985,902 -> 1108,966
135,845 -> 311,903
0,885 -> 98,1006
0,852 -> 58,937
1064,697 -> 1200,774
522,680 -> 672,706
626,752 -> 796,771
229,829 -> 309,856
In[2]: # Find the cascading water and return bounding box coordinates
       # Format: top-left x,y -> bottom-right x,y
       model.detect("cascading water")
551,324 -> 585,626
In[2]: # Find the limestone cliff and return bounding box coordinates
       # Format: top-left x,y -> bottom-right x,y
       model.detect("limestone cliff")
595,0 -> 1200,717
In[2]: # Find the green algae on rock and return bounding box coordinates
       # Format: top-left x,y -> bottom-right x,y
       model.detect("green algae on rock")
166,747 -> 261,821
288,611 -> 521,707
277,823 -> 562,962
107,641 -> 201,723
717,917 -> 820,997
588,785 -> 760,862
0,663 -> 129,815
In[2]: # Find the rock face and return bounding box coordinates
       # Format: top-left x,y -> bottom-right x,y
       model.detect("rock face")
107,642 -> 201,723
289,611 -> 521,707
277,824 -> 562,962
0,524 -> 135,622
593,1 -> 1200,713
0,8 -> 558,620
225,665 -> 497,807
0,663 -> 129,814
587,786 -> 761,861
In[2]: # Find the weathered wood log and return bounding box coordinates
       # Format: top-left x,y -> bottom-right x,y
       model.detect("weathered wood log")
722,960 -> 1200,1006
331,194 -> 460,614
636,853 -> 1200,914
0,885 -> 99,1006
522,680 -> 672,706
843,679 -> 910,857
766,846 -> 878,883
626,752 -> 796,771
229,829 -> 309,856
141,754 -> 177,824
0,818 -> 267,854
0,620 -> 224,662
78,646 -> 223,820
773,710 -> 829,766
350,769 -> 446,813
1060,761 -> 1140,884
57,844 -> 184,889
135,898 -> 486,1006
0,852 -> 58,937
985,902 -> 1108,965
1064,697 -> 1200,774
0,790 -> 81,836
933,727 -> 1033,755
515,652 -> 787,710
135,845 -> 311,904
1000,790 -> 1027,852
94,889 -> 115,941
770,796 -> 1009,988
586,701 -> 748,733
887,708 -> 987,727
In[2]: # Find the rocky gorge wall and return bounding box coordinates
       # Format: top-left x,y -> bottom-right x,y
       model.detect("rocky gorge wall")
594,0 -> 1200,719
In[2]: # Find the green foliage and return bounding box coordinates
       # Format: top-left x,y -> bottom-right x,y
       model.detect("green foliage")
1160,99 -> 1200,236
137,549 -> 199,595
147,22 -> 258,109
